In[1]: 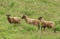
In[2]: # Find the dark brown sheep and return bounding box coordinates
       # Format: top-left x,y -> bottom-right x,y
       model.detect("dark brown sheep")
38,16 -> 56,32
6,14 -> 21,24
22,15 -> 40,29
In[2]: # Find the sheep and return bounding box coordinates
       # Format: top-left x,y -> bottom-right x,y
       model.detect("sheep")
38,16 -> 56,32
22,15 -> 40,29
6,14 -> 21,24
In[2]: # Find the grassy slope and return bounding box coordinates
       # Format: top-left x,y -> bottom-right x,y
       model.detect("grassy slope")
0,0 -> 60,39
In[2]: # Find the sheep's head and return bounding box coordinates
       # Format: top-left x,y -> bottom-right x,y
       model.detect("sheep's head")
38,16 -> 43,20
6,14 -> 11,17
22,15 -> 26,19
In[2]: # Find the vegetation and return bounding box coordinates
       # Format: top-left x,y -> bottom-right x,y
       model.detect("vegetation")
0,0 -> 60,39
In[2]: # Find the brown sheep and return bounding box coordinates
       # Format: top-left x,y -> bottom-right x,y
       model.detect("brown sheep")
22,15 -> 40,29
38,16 -> 56,32
6,14 -> 21,24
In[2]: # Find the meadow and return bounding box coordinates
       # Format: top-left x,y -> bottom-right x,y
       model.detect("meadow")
0,0 -> 60,39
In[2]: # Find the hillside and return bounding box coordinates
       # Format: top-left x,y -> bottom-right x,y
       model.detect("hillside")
0,0 -> 60,39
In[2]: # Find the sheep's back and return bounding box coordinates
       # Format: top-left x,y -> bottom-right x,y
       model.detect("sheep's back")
10,17 -> 21,23
33,20 -> 40,25
42,21 -> 55,28
26,18 -> 35,23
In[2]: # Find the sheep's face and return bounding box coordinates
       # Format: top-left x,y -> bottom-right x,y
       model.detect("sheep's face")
22,15 -> 26,19
38,17 -> 43,20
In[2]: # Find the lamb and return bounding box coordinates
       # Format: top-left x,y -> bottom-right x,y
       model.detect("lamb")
6,14 -> 21,24
22,15 -> 40,29
38,16 -> 56,32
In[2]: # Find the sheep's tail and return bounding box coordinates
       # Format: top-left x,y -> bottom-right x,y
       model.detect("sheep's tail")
38,22 -> 40,30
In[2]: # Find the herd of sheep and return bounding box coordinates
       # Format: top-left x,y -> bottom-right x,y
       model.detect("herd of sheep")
6,14 -> 56,33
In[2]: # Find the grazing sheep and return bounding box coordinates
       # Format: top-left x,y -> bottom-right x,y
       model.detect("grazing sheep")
38,16 -> 56,32
6,14 -> 21,24
22,15 -> 40,29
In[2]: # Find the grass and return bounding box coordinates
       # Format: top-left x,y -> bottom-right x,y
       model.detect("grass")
0,0 -> 60,39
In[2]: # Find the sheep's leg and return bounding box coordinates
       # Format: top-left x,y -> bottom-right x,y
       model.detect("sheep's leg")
43,26 -> 46,30
54,28 -> 56,33
38,22 -> 40,30
53,27 -> 56,33
51,26 -> 56,33
41,26 -> 44,31
41,26 -> 46,31
41,26 -> 43,31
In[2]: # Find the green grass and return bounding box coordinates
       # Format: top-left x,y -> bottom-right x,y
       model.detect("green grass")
0,0 -> 60,39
